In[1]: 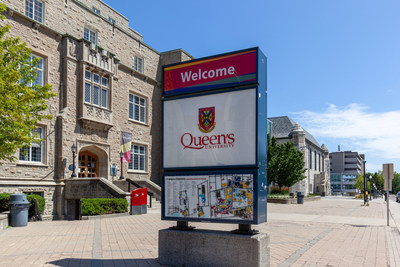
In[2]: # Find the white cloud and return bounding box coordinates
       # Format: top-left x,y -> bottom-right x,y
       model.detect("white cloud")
292,104 -> 400,171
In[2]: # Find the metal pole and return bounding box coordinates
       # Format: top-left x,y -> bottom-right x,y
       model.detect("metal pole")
363,161 -> 366,205
387,164 -> 390,226
120,152 -> 124,180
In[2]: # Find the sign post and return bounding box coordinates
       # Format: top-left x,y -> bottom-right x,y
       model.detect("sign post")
383,163 -> 394,226
159,47 -> 269,266
162,48 -> 267,228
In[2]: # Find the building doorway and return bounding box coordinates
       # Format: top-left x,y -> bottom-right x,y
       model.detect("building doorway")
78,151 -> 98,177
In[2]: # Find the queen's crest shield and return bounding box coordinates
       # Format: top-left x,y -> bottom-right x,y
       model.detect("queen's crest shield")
198,107 -> 216,133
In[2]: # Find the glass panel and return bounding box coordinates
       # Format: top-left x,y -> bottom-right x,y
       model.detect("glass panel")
82,155 -> 85,161
34,0 -> 43,23
93,85 -> 99,105
101,88 -> 107,108
25,0 -> 33,18
135,96 -> 139,104
85,83 -> 91,103
19,147 -> 30,161
85,70 -> 91,80
139,155 -> 145,170
134,154 -> 139,170
129,94 -> 134,103
140,106 -> 145,122
93,74 -> 100,84
31,146 -> 42,162
134,145 -> 139,153
129,102 -> 133,119
101,77 -> 108,87
134,105 -> 139,121
140,98 -> 145,106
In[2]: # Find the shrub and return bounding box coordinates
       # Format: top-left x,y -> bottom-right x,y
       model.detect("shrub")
0,193 -> 11,212
270,186 -> 290,195
0,193 -> 45,217
26,194 -> 45,217
81,198 -> 128,216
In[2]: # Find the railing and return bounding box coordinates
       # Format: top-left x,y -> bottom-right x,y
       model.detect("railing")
126,179 -> 153,208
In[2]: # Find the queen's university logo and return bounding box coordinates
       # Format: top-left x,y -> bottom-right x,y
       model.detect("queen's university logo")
198,107 -> 216,133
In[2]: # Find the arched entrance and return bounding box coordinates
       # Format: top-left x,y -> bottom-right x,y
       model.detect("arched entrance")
77,145 -> 108,178
78,151 -> 98,177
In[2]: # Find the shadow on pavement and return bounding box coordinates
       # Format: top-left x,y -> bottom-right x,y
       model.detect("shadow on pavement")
48,258 -> 161,267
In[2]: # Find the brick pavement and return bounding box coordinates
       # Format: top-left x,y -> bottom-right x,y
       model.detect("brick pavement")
0,197 -> 399,266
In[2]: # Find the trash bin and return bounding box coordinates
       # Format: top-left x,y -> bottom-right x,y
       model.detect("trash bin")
141,188 -> 148,214
131,189 -> 142,215
9,193 -> 30,227
297,191 -> 304,204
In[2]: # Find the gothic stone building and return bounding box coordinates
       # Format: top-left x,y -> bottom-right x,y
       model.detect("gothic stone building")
269,116 -> 331,196
0,0 -> 192,219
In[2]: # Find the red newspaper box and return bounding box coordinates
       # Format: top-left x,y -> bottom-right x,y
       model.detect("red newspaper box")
141,188 -> 148,214
131,188 -> 142,215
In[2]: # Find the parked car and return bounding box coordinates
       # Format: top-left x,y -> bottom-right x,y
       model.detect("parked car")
396,192 -> 400,203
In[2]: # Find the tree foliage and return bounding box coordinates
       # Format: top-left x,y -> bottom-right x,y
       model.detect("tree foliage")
354,172 -> 384,194
0,4 -> 55,161
392,172 -> 400,194
267,135 -> 306,188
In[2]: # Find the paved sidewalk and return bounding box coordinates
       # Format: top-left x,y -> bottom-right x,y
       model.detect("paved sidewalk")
0,197 -> 399,266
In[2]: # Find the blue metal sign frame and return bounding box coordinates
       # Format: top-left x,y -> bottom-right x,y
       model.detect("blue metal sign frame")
161,47 -> 267,225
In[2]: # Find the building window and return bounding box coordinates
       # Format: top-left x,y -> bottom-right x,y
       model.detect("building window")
23,54 -> 44,87
108,17 -> 115,24
314,151 -> 317,170
129,94 -> 146,123
84,27 -> 97,45
129,145 -> 146,171
19,127 -> 44,163
134,56 -> 144,73
25,0 -> 43,23
85,70 -> 109,108
309,148 -> 312,169
92,7 -> 100,15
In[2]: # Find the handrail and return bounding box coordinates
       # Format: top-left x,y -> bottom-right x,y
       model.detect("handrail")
126,179 -> 153,208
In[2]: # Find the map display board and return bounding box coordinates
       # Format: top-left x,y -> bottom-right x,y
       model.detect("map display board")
164,173 -> 255,221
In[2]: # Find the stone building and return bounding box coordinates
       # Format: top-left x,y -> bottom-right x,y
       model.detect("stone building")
0,0 -> 192,219
269,116 -> 331,196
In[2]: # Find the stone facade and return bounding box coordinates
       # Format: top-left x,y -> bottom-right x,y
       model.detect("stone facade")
0,0 -> 193,218
269,116 -> 331,196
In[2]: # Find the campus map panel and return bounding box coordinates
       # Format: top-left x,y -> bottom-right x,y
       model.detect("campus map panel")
165,174 -> 254,220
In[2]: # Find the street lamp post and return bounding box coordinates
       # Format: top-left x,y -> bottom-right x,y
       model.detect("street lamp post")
71,144 -> 77,178
363,160 -> 366,205
120,152 -> 125,180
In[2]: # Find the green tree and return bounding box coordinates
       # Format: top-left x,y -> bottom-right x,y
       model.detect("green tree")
392,172 -> 400,194
267,134 -> 278,186
267,137 -> 306,189
0,4 -> 55,161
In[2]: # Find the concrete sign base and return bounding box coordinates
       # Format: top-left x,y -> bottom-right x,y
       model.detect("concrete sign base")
158,228 -> 270,266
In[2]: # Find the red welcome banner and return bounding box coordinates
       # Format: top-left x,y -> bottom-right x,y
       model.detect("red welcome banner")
163,49 -> 257,96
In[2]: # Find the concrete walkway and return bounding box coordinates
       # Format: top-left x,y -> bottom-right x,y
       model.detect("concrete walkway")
0,197 -> 399,266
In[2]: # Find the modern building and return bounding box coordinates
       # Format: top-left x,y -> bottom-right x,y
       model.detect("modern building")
0,0 -> 193,219
269,116 -> 331,196
329,150 -> 365,195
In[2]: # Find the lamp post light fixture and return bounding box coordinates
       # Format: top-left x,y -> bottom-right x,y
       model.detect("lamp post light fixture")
120,152 -> 125,180
363,160 -> 366,205
71,143 -> 77,178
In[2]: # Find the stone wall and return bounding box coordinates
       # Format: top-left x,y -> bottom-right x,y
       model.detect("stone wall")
0,0 -> 191,218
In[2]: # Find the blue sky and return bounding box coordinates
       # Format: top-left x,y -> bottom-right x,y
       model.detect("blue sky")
104,0 -> 400,172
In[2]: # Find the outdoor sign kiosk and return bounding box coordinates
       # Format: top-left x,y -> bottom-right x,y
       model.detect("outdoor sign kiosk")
162,47 -> 268,233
